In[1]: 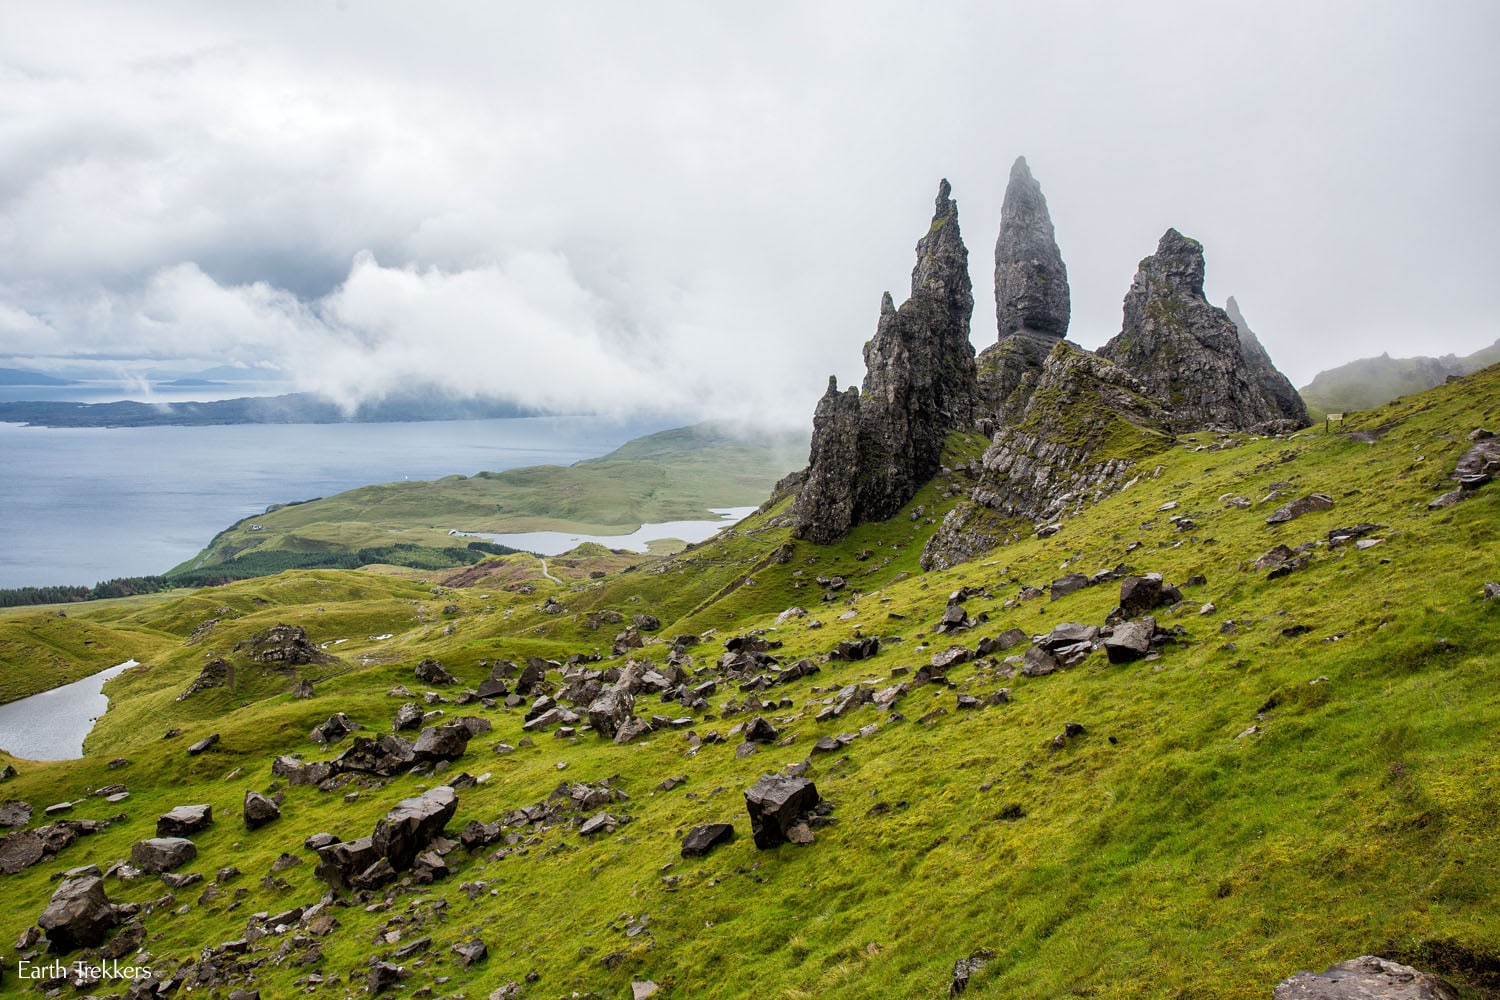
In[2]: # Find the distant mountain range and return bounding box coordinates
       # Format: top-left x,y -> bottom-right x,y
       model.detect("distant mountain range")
1299,338 -> 1500,415
0,389 -> 539,427
0,367 -> 76,386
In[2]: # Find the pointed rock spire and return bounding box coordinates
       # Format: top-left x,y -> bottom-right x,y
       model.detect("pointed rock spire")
793,180 -> 979,544
994,156 -> 1070,340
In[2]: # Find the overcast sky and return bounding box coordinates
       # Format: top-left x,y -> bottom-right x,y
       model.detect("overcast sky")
1,1 -> 1496,428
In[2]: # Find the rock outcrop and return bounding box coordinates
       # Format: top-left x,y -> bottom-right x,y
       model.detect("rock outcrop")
1225,296 -> 1311,426
1100,229 -> 1310,433
923,344 -> 1171,569
994,156 -> 1070,340
1273,955 -> 1458,1000
793,180 -> 978,544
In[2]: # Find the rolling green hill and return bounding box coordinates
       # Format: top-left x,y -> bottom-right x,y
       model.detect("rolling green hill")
1299,338 -> 1500,417
171,422 -> 807,577
0,368 -> 1495,998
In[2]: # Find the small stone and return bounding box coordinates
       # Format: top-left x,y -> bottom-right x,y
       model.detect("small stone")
681,823 -> 735,858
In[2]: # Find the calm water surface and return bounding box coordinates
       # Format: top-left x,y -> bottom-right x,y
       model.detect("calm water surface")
0,660 -> 136,760
464,506 -> 759,555
0,416 -> 668,588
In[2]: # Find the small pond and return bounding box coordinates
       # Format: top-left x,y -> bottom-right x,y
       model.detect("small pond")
458,506 -> 758,556
0,660 -> 137,760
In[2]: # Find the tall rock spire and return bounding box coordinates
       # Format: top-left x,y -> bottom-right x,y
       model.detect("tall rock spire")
792,180 -> 979,544
994,156 -> 1070,340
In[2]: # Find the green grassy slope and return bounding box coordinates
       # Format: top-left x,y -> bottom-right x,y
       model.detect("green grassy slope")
174,422 -> 806,573
0,368 -> 1496,998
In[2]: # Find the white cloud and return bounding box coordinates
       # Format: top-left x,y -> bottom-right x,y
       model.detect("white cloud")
0,0 -> 1496,418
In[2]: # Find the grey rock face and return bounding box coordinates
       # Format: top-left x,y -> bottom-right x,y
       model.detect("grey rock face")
995,156 -> 1070,340
1100,229 -> 1310,433
131,836 -> 197,873
744,773 -> 821,849
38,875 -> 118,953
157,803 -> 212,837
1273,955 -> 1458,1000
924,345 -> 1169,570
243,790 -> 281,830
681,823 -> 735,858
371,785 -> 457,871
410,722 -> 472,764
793,180 -> 978,544
975,330 -> 1057,429
1225,296 -> 1311,426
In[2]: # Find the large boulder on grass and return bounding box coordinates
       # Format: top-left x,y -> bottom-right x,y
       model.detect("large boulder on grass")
131,837 -> 197,874
37,875 -> 118,953
372,786 -> 458,871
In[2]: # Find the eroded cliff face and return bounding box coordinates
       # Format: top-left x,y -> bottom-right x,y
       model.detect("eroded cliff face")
1099,230 -> 1310,434
791,181 -> 978,544
795,168 -> 1310,562
922,343 -> 1171,570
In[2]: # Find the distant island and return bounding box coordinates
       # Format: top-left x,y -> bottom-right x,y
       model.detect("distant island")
0,390 -> 541,427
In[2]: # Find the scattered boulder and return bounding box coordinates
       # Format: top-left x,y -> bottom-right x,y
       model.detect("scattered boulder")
232,623 -> 330,667
587,686 -> 635,740
156,804 -> 212,837
372,786 -> 458,871
829,637 -> 880,661
631,613 -> 661,632
613,627 -> 645,656
744,716 -> 780,744
950,949 -> 996,996
452,938 -> 488,967
1118,574 -> 1181,617
930,646 -> 973,672
1104,619 -> 1155,664
681,823 -> 735,858
414,658 -> 456,685
1266,493 -> 1335,525
187,733 -> 220,755
309,712 -> 359,745
37,875 -> 119,954
411,722 -> 473,764
744,773 -> 821,849
1272,955 -> 1458,1000
131,837 -> 197,874
0,799 -> 32,827
1050,573 -> 1090,600
1485,582 -> 1500,601
392,702 -> 425,731
333,734 -> 415,776
243,791 -> 280,830
1021,646 -> 1060,677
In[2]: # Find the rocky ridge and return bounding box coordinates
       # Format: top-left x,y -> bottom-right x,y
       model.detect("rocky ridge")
795,161 -> 1310,556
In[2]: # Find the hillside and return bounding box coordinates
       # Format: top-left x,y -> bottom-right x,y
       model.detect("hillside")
171,423 -> 807,578
1299,338 -> 1500,416
0,363 -> 1495,998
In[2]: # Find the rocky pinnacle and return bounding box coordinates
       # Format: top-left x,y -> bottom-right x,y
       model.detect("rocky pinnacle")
793,180 -> 978,544
994,156 -> 1070,340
